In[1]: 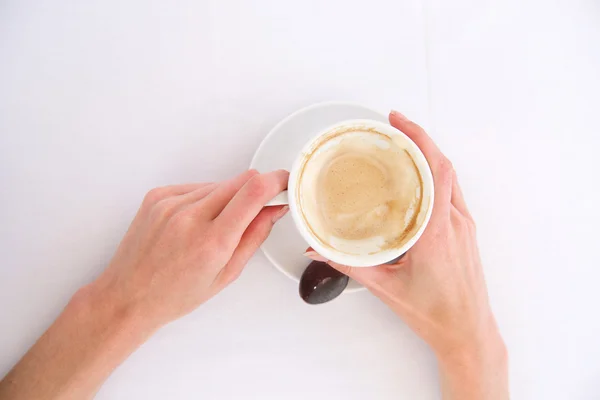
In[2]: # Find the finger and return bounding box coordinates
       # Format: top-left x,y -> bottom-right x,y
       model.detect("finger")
303,247 -> 411,310
153,183 -> 220,220
195,169 -> 259,219
136,183 -> 214,227
303,247 -> 396,288
142,183 -> 210,208
328,260 -> 393,290
389,110 -> 453,219
389,110 -> 444,166
215,170 -> 289,239
173,182 -> 219,210
302,248 -> 328,262
215,205 -> 289,286
450,169 -> 472,218
328,258 -> 413,305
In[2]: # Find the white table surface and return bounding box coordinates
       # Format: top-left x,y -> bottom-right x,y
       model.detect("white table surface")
1,1 -> 599,399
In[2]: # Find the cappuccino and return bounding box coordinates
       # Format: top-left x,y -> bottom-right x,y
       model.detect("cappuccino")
297,128 -> 423,255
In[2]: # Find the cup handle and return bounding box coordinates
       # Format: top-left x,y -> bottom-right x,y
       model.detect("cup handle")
266,190 -> 289,206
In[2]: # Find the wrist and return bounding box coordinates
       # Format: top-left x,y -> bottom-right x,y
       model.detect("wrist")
433,312 -> 506,367
71,280 -> 158,346
0,282 -> 160,400
437,332 -> 507,372
435,331 -> 509,400
87,263 -> 169,333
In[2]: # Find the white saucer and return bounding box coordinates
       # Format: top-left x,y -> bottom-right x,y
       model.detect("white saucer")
250,101 -> 387,293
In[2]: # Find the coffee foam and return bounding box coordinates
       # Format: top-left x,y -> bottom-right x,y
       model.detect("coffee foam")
297,128 -> 423,255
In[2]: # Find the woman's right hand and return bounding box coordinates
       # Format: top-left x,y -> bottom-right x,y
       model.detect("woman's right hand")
306,111 -> 508,400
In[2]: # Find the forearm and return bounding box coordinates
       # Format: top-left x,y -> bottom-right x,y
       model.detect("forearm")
437,336 -> 509,400
0,283 -> 156,400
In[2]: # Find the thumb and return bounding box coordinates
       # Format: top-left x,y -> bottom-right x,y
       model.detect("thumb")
216,205 -> 289,286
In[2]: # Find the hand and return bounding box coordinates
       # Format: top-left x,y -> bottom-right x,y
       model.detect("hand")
0,169 -> 290,400
94,169 -> 289,329
305,111 -> 507,399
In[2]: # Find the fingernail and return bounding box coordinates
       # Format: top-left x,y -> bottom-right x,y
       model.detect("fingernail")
303,251 -> 328,262
272,206 -> 289,223
390,110 -> 408,121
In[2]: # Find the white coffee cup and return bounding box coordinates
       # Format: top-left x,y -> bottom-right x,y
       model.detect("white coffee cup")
268,119 -> 434,267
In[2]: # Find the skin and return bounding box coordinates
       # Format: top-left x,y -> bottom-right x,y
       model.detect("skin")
0,111 -> 508,400
306,111 -> 508,399
0,169 -> 290,399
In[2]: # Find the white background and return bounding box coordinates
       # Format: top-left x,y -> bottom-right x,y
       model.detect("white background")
1,0 -> 599,399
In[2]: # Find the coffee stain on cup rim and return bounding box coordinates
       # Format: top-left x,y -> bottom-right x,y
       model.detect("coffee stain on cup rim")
295,124 -> 426,256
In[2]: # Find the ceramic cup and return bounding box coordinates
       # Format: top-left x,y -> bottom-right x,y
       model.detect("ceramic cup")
268,119 -> 434,267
